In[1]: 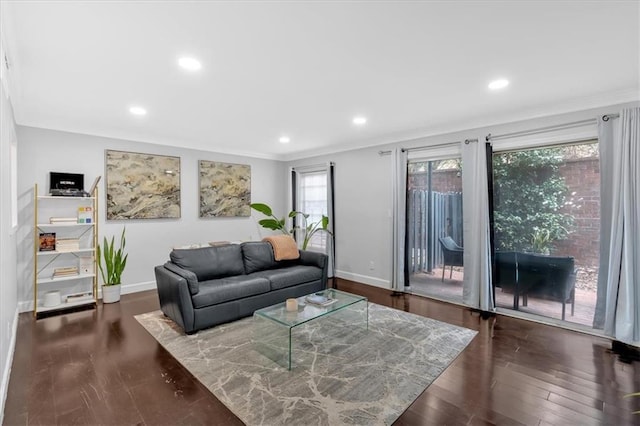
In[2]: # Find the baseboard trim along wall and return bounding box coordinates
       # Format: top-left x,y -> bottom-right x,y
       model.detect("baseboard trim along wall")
0,307 -> 19,425
335,270 -> 390,289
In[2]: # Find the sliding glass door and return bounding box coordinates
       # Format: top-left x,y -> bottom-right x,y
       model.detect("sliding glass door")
492,140 -> 600,326
406,154 -> 464,303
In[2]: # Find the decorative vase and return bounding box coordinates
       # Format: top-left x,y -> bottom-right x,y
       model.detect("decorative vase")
102,284 -> 122,304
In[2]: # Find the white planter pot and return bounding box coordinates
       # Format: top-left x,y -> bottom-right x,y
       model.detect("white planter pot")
102,284 -> 121,304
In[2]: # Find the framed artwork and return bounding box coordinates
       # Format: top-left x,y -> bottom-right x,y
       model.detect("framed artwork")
199,160 -> 251,217
105,150 -> 181,220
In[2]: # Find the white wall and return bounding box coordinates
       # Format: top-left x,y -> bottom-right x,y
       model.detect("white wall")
0,41 -> 19,426
287,101 -> 639,290
16,126 -> 286,310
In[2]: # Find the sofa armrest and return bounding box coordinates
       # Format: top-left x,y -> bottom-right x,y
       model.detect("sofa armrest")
164,261 -> 199,295
299,250 -> 328,269
299,250 -> 329,290
154,265 -> 196,334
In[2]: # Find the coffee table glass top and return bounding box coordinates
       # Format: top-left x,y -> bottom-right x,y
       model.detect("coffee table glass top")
254,288 -> 366,327
253,288 -> 368,369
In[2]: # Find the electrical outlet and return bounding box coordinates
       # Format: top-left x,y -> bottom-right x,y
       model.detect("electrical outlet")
369,261 -> 375,270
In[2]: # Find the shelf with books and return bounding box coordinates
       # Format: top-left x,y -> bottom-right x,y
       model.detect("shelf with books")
33,182 -> 99,319
36,248 -> 95,256
37,195 -> 95,200
38,223 -> 94,228
37,298 -> 96,314
37,273 -> 97,285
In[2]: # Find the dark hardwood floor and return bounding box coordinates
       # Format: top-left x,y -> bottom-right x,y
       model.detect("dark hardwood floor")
3,279 -> 639,425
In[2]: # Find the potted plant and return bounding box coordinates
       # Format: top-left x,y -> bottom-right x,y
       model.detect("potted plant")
250,203 -> 332,250
97,227 -> 128,303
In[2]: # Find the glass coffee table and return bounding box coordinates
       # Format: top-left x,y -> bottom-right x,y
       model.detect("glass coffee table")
253,289 -> 368,370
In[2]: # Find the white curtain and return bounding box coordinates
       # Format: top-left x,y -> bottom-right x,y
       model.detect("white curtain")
391,148 -> 408,290
595,107 -> 640,344
461,139 -> 494,311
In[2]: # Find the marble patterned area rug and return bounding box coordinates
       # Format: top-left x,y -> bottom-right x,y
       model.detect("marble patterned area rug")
136,303 -> 477,426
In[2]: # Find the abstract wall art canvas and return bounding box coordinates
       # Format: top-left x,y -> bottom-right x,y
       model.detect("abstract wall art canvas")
199,160 -> 251,217
105,150 -> 181,220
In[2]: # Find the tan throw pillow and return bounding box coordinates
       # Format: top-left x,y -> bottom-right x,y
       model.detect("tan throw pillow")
262,235 -> 300,261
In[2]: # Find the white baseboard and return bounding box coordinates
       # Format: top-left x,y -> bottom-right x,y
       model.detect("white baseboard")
335,270 -> 390,289
17,280 -> 157,313
109,280 -> 156,296
0,307 -> 19,425
17,300 -> 30,314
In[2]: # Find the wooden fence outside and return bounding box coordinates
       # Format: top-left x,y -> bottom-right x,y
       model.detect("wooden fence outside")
407,190 -> 463,273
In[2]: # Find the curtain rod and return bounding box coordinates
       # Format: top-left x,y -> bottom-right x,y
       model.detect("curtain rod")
486,114 -> 619,142
291,162 -> 334,171
382,138 -> 479,156
400,138 -> 478,153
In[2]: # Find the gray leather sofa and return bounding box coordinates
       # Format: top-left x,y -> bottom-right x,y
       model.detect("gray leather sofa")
154,241 -> 328,334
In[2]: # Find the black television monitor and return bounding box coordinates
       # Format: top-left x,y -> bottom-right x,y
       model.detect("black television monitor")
49,172 -> 84,192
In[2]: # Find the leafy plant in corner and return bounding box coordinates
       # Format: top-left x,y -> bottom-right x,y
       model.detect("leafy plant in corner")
97,227 -> 128,286
250,203 -> 332,250
530,227 -> 553,255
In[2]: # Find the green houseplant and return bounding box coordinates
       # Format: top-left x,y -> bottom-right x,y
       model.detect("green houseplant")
250,203 -> 331,250
97,227 -> 128,303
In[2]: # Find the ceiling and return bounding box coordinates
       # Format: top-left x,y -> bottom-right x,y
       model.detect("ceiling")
2,1 -> 639,160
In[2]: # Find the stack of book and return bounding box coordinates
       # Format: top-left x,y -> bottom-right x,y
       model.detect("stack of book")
66,291 -> 93,303
49,217 -> 77,225
52,266 -> 79,279
56,238 -> 80,252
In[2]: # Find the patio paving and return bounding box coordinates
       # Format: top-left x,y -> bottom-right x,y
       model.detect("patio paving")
409,268 -> 597,327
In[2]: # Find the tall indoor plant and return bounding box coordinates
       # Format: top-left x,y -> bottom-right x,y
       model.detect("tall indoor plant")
250,203 -> 331,250
97,227 -> 128,303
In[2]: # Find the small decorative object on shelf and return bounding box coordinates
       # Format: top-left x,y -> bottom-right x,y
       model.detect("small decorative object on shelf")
77,206 -> 93,223
79,256 -> 94,274
39,232 -> 56,251
43,291 -> 62,308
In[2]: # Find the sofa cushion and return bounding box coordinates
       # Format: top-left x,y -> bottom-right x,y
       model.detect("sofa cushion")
242,241 -> 278,273
170,244 -> 245,281
191,275 -> 270,308
250,265 -> 323,291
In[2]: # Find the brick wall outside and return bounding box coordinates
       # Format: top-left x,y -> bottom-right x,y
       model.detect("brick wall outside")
408,158 -> 600,268
553,158 -> 600,267
409,169 -> 462,192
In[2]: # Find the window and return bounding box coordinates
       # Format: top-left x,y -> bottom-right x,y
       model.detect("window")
295,170 -> 328,250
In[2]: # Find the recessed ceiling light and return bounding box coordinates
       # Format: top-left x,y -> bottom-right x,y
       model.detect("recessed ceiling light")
129,106 -> 147,116
488,79 -> 509,90
279,136 -> 290,144
353,116 -> 367,125
178,57 -> 202,71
